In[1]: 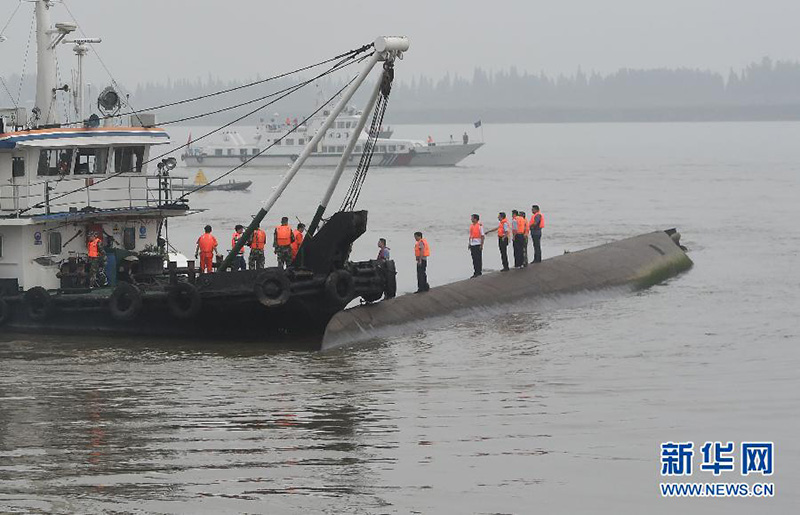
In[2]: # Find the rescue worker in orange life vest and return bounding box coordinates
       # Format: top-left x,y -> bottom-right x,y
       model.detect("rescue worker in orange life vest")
519,210 -> 529,267
414,231 -> 430,293
248,223 -> 267,270
484,212 -> 511,272
291,222 -> 306,260
274,217 -> 295,269
529,204 -> 545,263
231,224 -> 247,271
195,224 -> 219,274
468,214 -> 485,277
87,231 -> 104,287
510,209 -> 524,268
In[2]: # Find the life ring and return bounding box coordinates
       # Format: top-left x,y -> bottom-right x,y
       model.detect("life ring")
253,271 -> 291,307
325,270 -> 355,305
167,282 -> 202,319
0,298 -> 11,326
109,283 -> 143,321
290,154 -> 299,162
196,154 -> 205,163
240,155 -> 248,163
24,287 -> 52,321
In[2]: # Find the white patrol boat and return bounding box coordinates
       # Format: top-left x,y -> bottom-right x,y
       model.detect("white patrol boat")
181,106 -> 483,168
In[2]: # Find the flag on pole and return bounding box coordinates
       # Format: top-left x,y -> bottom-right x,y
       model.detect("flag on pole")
474,120 -> 482,128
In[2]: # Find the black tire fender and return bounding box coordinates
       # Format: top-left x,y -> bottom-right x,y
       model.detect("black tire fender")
167,282 -> 202,319
254,271 -> 291,307
109,282 -> 143,322
24,287 -> 52,321
325,270 -> 355,304
0,298 -> 11,326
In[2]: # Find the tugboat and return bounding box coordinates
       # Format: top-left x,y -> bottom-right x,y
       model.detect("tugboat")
0,0 -> 404,344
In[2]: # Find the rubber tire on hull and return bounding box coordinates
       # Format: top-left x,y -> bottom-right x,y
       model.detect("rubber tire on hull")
325,270 -> 355,305
109,283 -> 143,322
167,282 -> 202,319
254,271 -> 291,307
0,298 -> 11,326
24,287 -> 52,321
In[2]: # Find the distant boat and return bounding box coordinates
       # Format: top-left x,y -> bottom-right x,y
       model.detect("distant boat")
171,170 -> 251,192
181,107 -> 483,168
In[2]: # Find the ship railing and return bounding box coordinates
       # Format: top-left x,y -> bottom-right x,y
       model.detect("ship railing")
0,174 -> 183,215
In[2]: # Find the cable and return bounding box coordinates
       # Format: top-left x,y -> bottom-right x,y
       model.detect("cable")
59,0 -> 372,127
15,4 -> 34,109
16,51 -> 369,215
176,76 -> 357,201
0,0 -> 22,37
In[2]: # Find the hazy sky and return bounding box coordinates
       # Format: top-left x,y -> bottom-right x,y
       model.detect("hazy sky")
2,0 -> 799,88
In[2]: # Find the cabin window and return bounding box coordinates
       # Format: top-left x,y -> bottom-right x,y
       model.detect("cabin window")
355,145 -> 362,153
215,149 -> 223,156
12,157 -> 25,177
252,148 -> 259,155
298,139 -> 304,145
336,121 -> 344,129
274,139 -> 281,146
123,227 -> 136,250
286,139 -> 294,146
38,149 -> 74,176
389,145 -> 397,152
74,148 -> 109,175
227,149 -> 233,156
379,146 -> 387,153
113,146 -> 144,173
239,149 -> 247,156
336,146 -> 345,153
48,231 -> 62,255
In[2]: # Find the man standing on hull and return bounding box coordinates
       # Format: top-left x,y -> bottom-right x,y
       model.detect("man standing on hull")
231,225 -> 247,271
485,212 -> 511,272
530,204 -> 545,263
195,225 -> 219,274
468,214 -> 485,278
512,210 -> 525,268
414,231 -> 430,293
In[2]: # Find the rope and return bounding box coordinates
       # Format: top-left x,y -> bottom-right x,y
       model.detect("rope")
15,4 -> 35,109
0,0 -> 22,36
175,75 -> 358,201
339,61 -> 394,212
15,51 -> 369,215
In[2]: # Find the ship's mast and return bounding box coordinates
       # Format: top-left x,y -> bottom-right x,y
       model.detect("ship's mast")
33,0 -> 75,126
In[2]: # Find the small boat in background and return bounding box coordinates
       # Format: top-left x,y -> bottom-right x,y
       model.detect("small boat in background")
171,170 -> 251,192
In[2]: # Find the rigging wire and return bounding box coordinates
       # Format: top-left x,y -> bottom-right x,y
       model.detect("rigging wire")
0,0 -> 23,37
174,76 -> 357,201
16,51 -> 370,215
15,3 -> 35,109
60,0 -> 145,126
58,0 -> 372,127
339,62 -> 394,212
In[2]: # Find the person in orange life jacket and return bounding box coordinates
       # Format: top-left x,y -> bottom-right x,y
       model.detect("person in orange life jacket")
468,213 -> 485,278
231,224 -> 247,271
414,231 -> 430,293
247,223 -> 267,270
291,223 -> 306,260
484,212 -> 511,271
530,204 -> 545,263
377,238 -> 390,260
519,210 -> 530,267
195,225 -> 219,274
511,209 -> 525,268
87,231 -> 104,286
274,216 -> 295,269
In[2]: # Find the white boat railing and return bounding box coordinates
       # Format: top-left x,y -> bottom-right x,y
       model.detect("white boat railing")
0,174 -> 180,215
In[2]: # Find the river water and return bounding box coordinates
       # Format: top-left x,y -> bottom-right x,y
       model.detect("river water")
1,122 -> 798,513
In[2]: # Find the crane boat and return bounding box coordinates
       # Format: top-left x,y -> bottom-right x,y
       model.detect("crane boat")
0,0 -> 402,344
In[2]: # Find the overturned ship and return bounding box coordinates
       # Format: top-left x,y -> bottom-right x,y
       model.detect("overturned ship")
0,1 -> 406,342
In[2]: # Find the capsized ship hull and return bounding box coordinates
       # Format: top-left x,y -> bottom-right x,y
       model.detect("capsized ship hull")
322,230 -> 693,350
